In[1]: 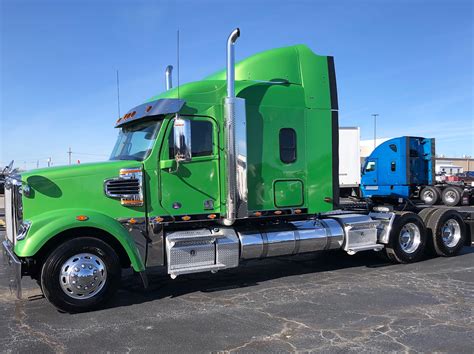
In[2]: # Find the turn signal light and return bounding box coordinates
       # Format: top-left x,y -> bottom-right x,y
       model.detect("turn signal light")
76,215 -> 89,221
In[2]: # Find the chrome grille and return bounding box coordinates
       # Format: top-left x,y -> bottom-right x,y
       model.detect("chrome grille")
4,175 -> 23,244
104,178 -> 140,197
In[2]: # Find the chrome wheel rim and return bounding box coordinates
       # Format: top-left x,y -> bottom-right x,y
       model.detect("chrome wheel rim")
444,191 -> 456,203
423,190 -> 434,203
399,223 -> 421,254
59,253 -> 107,300
441,219 -> 461,248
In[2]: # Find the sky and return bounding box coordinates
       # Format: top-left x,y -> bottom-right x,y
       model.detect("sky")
1,0 -> 473,169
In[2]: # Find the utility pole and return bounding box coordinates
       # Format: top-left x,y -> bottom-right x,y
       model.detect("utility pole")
371,114 -> 379,150
36,160 -> 39,168
47,157 -> 51,167
68,147 -> 72,165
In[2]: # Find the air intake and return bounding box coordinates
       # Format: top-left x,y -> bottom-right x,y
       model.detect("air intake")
104,168 -> 143,206
105,179 -> 140,197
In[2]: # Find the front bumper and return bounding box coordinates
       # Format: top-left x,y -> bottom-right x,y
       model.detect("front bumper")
2,240 -> 22,299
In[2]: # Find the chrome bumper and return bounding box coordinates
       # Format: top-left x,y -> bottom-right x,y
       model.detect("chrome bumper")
2,240 -> 22,299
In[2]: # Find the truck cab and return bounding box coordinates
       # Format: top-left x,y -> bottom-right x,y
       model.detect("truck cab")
361,136 -> 435,200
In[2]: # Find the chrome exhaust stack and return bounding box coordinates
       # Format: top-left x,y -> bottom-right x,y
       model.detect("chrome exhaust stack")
165,65 -> 173,90
223,28 -> 247,225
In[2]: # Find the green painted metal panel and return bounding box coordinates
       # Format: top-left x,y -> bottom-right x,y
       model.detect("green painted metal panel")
157,117 -> 221,216
274,180 -> 304,207
15,208 -> 145,271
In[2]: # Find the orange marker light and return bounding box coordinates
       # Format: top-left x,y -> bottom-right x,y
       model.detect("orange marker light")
120,169 -> 141,174
146,106 -> 152,112
182,215 -> 191,221
131,111 -> 136,117
76,215 -> 89,221
254,211 -> 262,217
274,210 -> 282,215
154,217 -> 164,223
207,214 -> 217,219
294,209 -> 302,214
129,218 -> 137,224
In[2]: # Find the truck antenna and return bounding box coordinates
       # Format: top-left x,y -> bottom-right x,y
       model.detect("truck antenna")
177,30 -> 180,99
116,69 -> 121,119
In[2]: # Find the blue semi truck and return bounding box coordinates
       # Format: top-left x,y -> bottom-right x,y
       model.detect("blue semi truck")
360,137 -> 474,206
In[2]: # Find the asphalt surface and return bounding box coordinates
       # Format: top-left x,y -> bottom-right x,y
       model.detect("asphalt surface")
1,227 -> 473,353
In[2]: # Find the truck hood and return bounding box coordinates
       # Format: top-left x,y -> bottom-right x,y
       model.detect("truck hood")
21,160 -> 137,181
21,160 -> 146,220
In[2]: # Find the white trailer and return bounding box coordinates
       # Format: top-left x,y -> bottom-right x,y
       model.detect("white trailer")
339,127 -> 361,196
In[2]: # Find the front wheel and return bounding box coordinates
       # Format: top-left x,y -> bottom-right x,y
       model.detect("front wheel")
385,212 -> 427,263
41,237 -> 121,313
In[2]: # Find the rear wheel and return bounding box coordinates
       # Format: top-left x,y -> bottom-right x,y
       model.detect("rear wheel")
385,212 -> 427,263
441,186 -> 462,206
427,209 -> 466,257
41,237 -> 121,313
420,186 -> 439,205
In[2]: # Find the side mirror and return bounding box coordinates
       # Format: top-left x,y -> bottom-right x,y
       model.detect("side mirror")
173,115 -> 192,162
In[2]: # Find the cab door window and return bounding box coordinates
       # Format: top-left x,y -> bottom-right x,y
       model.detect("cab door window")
169,120 -> 214,159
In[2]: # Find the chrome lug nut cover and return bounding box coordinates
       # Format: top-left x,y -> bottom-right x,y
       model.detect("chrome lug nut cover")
59,253 -> 107,300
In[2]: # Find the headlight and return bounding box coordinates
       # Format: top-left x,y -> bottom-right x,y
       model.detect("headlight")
16,221 -> 31,241
21,184 -> 31,197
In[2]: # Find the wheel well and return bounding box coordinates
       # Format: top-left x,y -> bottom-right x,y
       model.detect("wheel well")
33,227 -> 132,270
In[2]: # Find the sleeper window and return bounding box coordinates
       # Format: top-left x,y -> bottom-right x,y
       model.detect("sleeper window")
279,128 -> 297,164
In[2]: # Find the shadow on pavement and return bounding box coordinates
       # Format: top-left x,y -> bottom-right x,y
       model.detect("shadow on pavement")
97,247 -> 473,312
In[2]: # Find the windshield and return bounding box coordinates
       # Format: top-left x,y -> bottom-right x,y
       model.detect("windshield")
110,120 -> 162,161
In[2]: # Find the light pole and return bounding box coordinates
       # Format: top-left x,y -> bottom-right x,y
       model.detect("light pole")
372,114 -> 379,150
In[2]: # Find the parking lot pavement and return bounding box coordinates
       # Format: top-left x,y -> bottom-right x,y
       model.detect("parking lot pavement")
0,230 -> 472,353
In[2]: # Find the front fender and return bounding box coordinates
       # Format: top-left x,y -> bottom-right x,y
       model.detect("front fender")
14,209 -> 145,272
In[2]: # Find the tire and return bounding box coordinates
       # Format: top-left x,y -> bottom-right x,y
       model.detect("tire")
420,186 -> 439,205
417,207 -> 437,225
441,186 -> 462,206
41,237 -> 121,313
385,212 -> 427,263
427,209 -> 466,257
417,207 -> 438,256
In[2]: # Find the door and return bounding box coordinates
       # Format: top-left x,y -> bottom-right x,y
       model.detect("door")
362,158 -> 378,185
159,117 -> 221,218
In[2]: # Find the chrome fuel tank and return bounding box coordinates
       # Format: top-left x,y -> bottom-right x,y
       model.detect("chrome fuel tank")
237,219 -> 344,260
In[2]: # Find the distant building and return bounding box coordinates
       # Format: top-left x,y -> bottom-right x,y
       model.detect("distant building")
435,157 -> 473,173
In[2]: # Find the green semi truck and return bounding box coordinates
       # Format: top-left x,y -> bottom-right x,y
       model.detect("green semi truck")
3,29 -> 473,312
